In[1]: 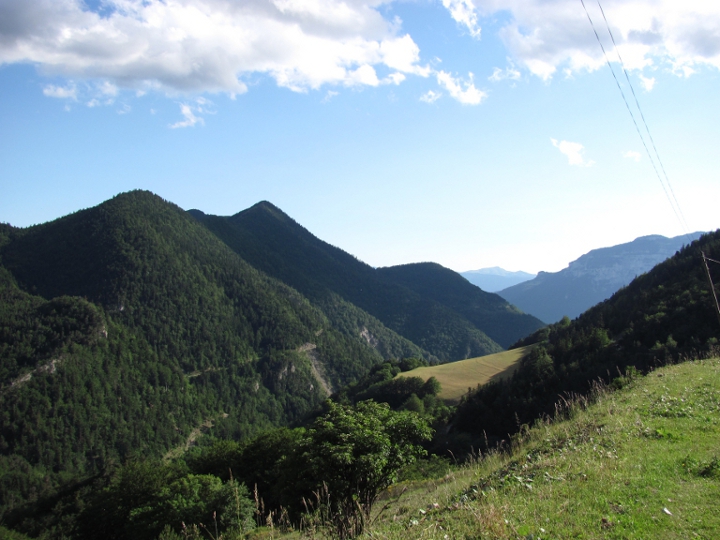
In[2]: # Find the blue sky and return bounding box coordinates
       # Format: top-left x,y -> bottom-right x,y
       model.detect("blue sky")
1,0 -> 719,274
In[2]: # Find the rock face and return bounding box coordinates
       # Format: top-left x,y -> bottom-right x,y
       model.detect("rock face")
497,233 -> 704,324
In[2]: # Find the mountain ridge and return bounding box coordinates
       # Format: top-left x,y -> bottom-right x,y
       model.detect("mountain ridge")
497,232 -> 704,323
190,201 -> 544,361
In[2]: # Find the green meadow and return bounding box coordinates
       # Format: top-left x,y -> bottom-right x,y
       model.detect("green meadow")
396,346 -> 534,403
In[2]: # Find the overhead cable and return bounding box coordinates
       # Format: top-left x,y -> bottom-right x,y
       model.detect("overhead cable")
579,0 -> 692,240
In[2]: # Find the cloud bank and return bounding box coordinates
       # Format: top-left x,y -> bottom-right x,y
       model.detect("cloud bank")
2,0 -> 719,108
447,0 -> 720,80
0,0 -> 428,96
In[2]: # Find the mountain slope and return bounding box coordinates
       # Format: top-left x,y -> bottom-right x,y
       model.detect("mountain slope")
498,232 -> 704,323
191,202 -> 522,362
452,229 -> 720,445
0,191 -> 383,517
377,263 -> 544,348
188,204 -> 433,362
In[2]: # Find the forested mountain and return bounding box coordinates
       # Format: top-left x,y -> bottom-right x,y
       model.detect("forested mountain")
0,191 -> 383,523
376,263 -> 543,348
188,203 -> 434,362
0,191 -> 545,527
450,229 -> 720,447
460,267 -> 535,292
190,202 -> 542,360
498,232 -> 704,323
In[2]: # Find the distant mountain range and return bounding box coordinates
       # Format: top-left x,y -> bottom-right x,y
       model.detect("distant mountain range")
461,267 -> 536,292
497,232 -> 704,323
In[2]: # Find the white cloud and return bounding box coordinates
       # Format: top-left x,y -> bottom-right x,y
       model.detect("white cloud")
420,90 -> 441,103
436,71 -> 486,105
169,97 -> 213,128
624,150 -> 641,162
12,0 -> 720,106
441,1 -> 720,80
322,90 -> 339,102
99,81 -> 118,97
1,0 -> 429,97
551,138 -> 595,167
43,84 -> 77,100
170,103 -> 204,129
442,0 -> 481,38
639,75 -> 656,91
489,63 -> 521,82
382,72 -> 406,85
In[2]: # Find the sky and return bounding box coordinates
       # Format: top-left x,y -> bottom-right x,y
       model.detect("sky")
1,0 -> 719,274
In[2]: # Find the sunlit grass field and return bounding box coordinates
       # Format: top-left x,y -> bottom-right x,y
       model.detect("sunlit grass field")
396,346 -> 534,403
368,357 -> 720,539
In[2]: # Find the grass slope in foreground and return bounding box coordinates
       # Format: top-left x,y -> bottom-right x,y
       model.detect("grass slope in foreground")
396,346 -> 533,404
374,357 -> 720,539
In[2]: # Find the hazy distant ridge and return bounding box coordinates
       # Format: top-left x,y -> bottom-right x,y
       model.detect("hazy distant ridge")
497,232 -> 704,323
461,267 -> 536,292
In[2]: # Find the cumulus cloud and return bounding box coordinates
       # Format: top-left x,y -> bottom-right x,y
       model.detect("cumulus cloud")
0,0 -> 430,97
442,0 -> 720,80
9,0 -> 720,108
436,71 -> 486,105
551,138 -> 595,167
624,150 -> 642,162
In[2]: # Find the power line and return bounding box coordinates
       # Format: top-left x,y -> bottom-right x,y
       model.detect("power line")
702,251 -> 720,329
579,0 -> 692,240
594,1 -> 692,235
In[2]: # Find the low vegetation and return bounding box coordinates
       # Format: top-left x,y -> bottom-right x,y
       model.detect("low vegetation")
365,357 -> 720,539
396,346 -> 533,403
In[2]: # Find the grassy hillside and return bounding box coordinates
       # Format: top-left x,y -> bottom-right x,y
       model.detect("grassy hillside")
369,357 -> 720,539
397,346 -> 533,403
